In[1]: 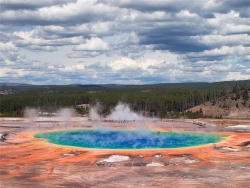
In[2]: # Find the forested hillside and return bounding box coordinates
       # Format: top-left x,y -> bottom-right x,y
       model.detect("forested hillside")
0,80 -> 249,118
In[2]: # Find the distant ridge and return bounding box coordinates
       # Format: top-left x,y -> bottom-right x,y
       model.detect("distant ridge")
71,84 -> 104,88
0,80 -> 249,93
0,83 -> 32,87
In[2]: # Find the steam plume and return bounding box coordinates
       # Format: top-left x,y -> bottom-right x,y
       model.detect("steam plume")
105,103 -> 143,121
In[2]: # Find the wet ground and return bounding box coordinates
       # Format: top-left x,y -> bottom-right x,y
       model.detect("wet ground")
0,118 -> 250,188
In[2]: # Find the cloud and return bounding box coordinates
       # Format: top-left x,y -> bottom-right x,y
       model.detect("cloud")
67,51 -> 104,58
0,0 -> 121,26
0,0 -> 76,11
185,45 -> 250,62
0,32 -> 22,42
73,37 -> 109,51
192,34 -> 250,47
36,22 -> 114,39
1,51 -> 248,84
99,0 -> 250,18
226,72 -> 250,81
0,42 -> 18,52
11,30 -> 85,51
0,0 -> 249,84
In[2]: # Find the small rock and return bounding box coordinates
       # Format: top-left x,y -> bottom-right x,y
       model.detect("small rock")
62,153 -> 75,157
98,155 -> 130,163
154,154 -> 162,158
220,147 -> 240,152
146,162 -> 164,167
184,159 -> 197,164
214,146 -> 240,152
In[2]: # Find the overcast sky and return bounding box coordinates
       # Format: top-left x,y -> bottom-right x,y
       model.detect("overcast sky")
0,0 -> 250,85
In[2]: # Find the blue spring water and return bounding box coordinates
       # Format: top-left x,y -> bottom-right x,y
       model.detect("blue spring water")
34,129 -> 226,149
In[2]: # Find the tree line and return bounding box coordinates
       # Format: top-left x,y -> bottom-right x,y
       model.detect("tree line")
0,81 -> 249,118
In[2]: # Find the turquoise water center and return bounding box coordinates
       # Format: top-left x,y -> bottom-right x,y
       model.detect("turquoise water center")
35,129 -> 226,149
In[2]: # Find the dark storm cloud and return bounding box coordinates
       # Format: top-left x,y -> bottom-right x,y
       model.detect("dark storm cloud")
98,0 -> 250,17
0,13 -> 109,27
185,54 -> 226,62
224,0 -> 250,17
140,36 -> 211,53
135,22 -> 212,37
0,0 -> 76,11
97,0 -> 196,13
134,20 -> 213,53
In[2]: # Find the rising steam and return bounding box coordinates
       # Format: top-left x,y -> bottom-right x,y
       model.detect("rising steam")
106,103 -> 143,121
89,102 -> 144,121
57,108 -> 76,122
24,108 -> 38,125
89,102 -> 102,121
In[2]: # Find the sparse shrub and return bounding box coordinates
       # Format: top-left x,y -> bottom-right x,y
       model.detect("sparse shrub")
243,88 -> 249,106
214,115 -> 223,119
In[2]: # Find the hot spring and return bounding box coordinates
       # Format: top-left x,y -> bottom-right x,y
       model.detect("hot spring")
35,129 -> 227,149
